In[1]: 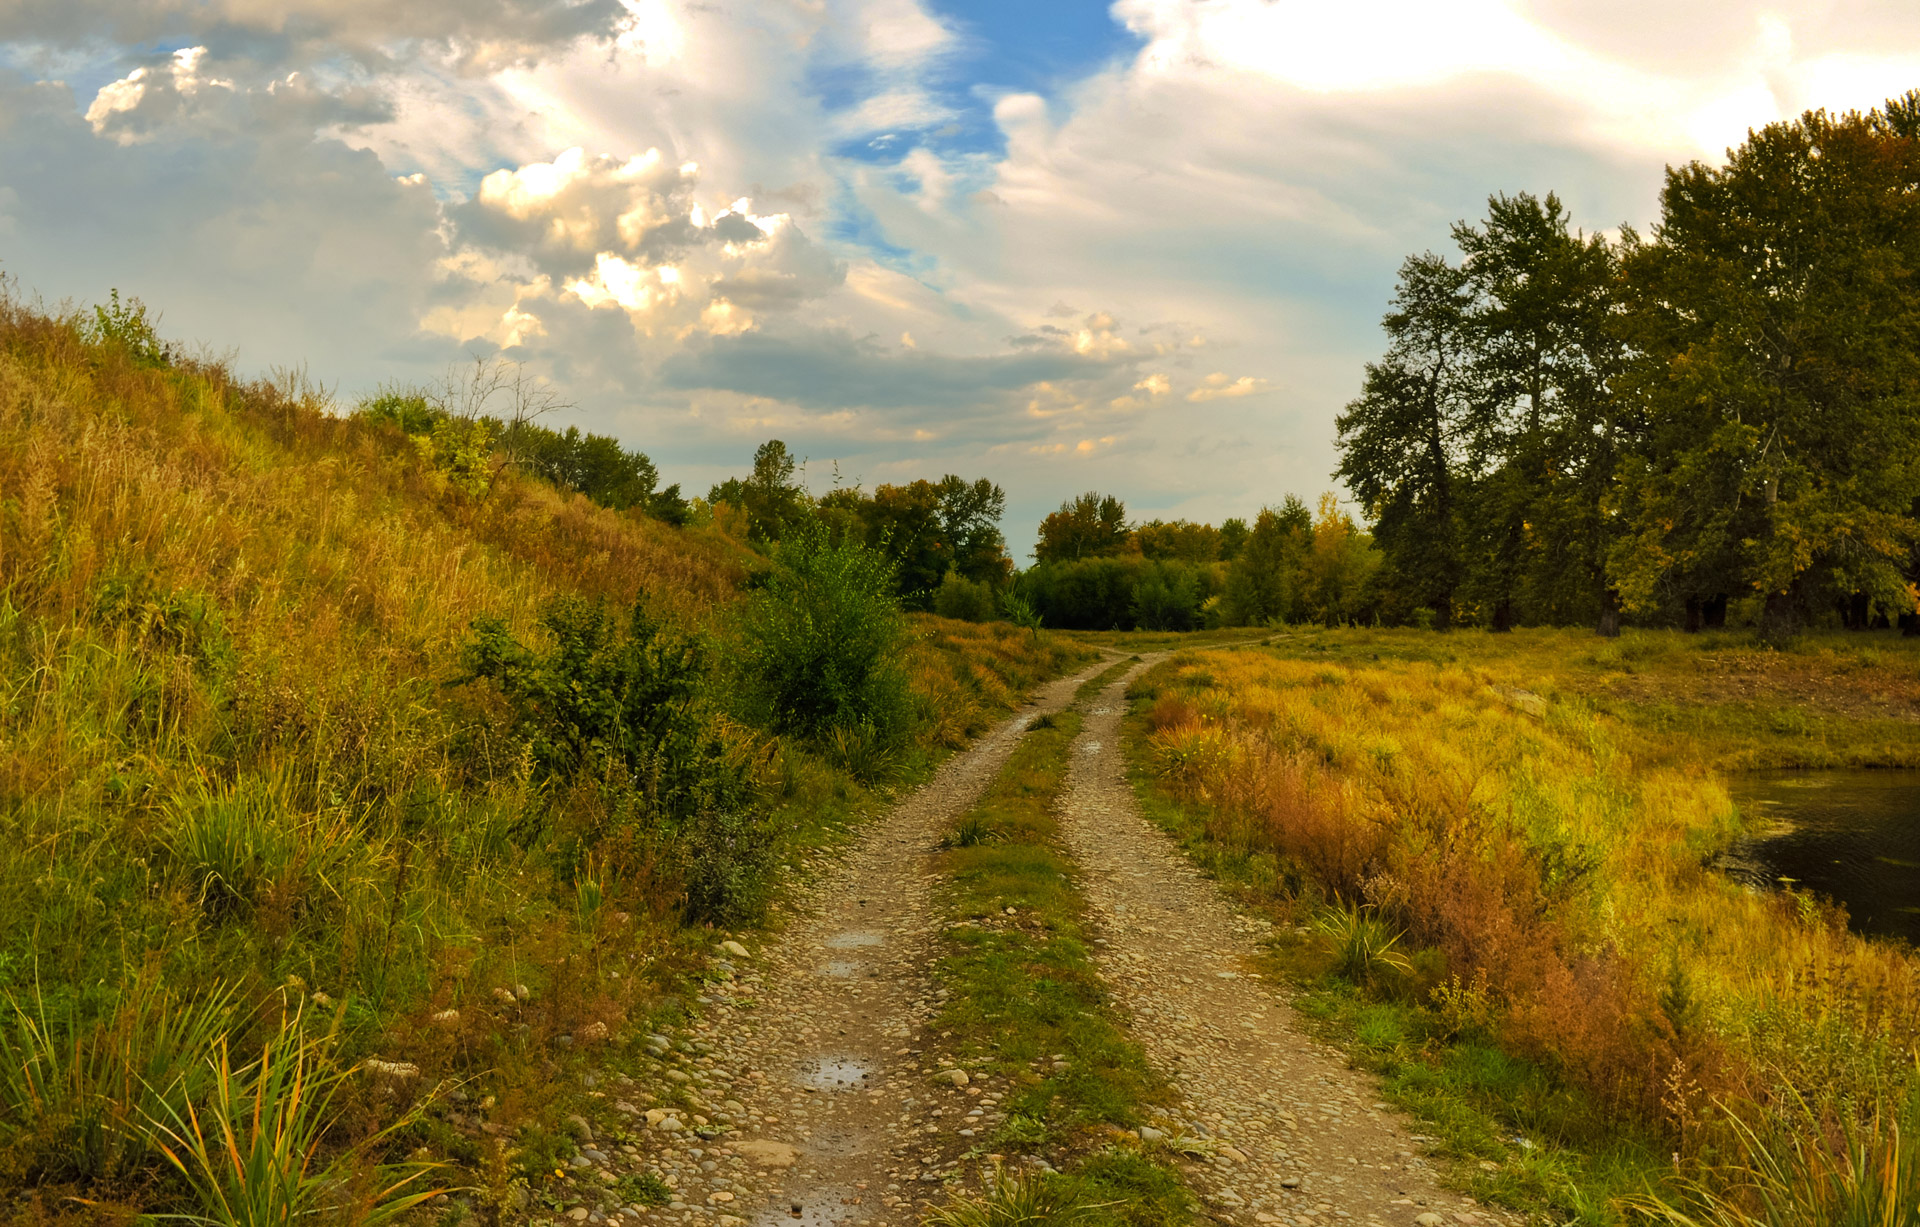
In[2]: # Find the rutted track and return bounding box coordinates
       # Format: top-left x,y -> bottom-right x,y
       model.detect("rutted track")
1056,661 -> 1512,1227
611,660 -> 1110,1227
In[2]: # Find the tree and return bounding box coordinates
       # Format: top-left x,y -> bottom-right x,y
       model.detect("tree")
1336,253 -> 1476,625
1221,498 -> 1312,625
1611,98 -> 1920,636
1218,517 -> 1250,561
1133,520 -> 1223,563
1034,493 -> 1129,562
1301,494 -> 1381,626
1451,192 -> 1625,630
934,476 -> 1013,587
709,440 -> 810,542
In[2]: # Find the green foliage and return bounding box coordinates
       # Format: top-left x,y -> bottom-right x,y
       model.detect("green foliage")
503,421 -> 688,524
1341,93 -> 1920,632
1020,557 -> 1215,632
354,391 -> 688,522
461,597 -> 765,922
614,1170 -> 672,1207
353,389 -> 438,435
708,439 -> 810,543
1035,492 -> 1130,563
427,415 -> 498,501
84,289 -> 175,368
1002,588 -> 1044,636
737,517 -> 914,751
934,571 -> 998,622
819,474 -> 1014,606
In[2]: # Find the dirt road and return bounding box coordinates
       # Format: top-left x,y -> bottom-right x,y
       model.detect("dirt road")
1056,662 -> 1506,1227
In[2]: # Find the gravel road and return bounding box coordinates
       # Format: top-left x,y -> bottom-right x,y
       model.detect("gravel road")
1058,661 -> 1510,1227
573,658 -> 1511,1227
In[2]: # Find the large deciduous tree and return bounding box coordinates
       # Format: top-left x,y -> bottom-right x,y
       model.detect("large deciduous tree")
1611,99 -> 1920,635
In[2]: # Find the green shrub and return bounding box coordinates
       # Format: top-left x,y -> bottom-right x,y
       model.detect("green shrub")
353,389 -> 439,435
934,571 -> 998,622
461,597 -> 766,923
737,517 -> 913,748
84,290 -> 175,368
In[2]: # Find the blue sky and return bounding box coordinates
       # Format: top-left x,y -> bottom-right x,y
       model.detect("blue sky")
3,0 -> 1920,550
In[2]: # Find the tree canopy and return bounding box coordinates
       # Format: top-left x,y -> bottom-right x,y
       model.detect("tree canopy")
1338,92 -> 1920,634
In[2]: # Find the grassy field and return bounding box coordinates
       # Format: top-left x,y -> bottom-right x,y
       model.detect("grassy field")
1112,626 -> 1920,1223
0,300 -> 1090,1222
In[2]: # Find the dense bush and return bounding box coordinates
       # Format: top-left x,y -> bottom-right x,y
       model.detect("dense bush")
737,518 -> 915,758
461,597 -> 765,922
933,571 -> 997,622
1018,557 -> 1218,631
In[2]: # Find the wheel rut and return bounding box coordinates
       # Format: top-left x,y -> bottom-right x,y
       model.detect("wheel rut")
1058,660 -> 1515,1227
612,660 -> 1111,1227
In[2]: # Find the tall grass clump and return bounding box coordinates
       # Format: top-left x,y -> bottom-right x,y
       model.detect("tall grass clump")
143,1015 -> 442,1226
1632,1080 -> 1920,1226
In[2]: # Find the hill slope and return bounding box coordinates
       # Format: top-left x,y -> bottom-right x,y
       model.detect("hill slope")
0,296 -> 1085,1217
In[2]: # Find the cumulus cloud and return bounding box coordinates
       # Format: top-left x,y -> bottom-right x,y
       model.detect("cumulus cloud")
1187,372 -> 1267,402
428,145 -> 848,346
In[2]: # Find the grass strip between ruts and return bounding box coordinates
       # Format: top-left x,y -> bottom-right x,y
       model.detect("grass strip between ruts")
922,693 -> 1199,1227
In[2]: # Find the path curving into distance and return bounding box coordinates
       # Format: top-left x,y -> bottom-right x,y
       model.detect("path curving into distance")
616,659 -> 1111,1227
1057,660 -> 1514,1227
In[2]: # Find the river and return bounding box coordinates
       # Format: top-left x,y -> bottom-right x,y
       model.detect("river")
1724,771 -> 1920,946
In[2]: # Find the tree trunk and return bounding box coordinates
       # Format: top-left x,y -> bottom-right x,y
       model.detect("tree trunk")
1596,587 -> 1622,638
1703,595 -> 1728,629
1759,589 -> 1801,644
1684,597 -> 1702,633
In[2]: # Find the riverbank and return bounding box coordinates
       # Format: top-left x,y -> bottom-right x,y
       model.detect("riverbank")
1109,630 -> 1920,1222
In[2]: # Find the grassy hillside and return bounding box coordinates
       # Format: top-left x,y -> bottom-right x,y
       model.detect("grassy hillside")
0,296 -> 1088,1220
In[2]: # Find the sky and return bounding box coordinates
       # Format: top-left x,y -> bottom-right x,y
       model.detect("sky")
4,1 -> 1920,552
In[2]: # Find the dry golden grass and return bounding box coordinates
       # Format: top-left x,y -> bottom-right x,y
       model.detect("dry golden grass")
1138,645 -> 1920,1137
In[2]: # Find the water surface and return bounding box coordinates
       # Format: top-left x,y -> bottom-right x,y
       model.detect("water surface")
1725,771 -> 1920,945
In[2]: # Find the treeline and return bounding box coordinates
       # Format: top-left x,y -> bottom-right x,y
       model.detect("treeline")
356,388 -> 692,523
704,440 -> 1017,617
1017,491 -> 1378,630
1340,91 -> 1920,636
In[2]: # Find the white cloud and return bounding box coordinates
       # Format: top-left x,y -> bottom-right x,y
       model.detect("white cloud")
1186,373 -> 1267,402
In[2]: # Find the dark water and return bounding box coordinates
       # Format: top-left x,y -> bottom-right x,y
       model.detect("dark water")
1724,771 -> 1920,945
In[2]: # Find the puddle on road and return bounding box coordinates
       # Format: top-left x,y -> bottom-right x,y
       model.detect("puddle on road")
820,960 -> 860,978
802,1125 -> 872,1157
796,1056 -> 874,1091
753,1187 -> 862,1227
824,931 -> 884,949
